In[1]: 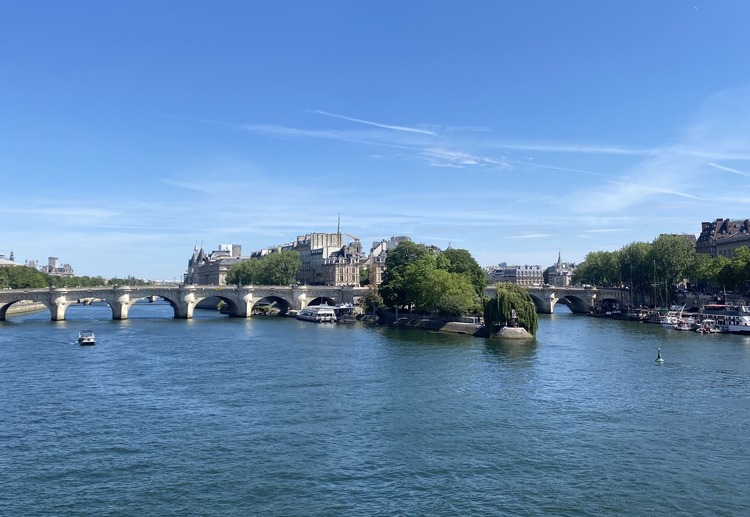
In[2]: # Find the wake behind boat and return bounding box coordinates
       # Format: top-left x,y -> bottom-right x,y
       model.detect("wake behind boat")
78,330 -> 96,346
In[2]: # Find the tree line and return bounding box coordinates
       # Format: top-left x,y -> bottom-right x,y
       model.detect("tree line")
225,250 -> 301,286
571,234 -> 750,305
0,266 -> 153,289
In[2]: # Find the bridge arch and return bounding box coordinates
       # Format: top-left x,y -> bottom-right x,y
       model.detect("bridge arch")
249,295 -> 291,316
556,295 -> 591,313
307,296 -> 337,307
125,295 -> 182,319
0,298 -> 55,321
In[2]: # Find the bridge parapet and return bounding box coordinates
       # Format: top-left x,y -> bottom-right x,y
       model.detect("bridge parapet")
484,284 -> 627,314
0,284 -> 368,322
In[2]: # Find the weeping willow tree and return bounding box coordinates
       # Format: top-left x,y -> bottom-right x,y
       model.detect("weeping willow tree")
483,283 -> 538,337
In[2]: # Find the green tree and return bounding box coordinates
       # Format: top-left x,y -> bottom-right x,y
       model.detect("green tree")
717,246 -> 750,292
379,241 -> 430,309
440,248 -> 487,299
359,266 -> 370,286
256,250 -> 301,285
417,268 -> 478,317
360,285 -> 383,313
687,252 -> 726,293
618,241 -> 653,303
650,235 -> 695,305
226,259 -> 261,286
483,284 -> 538,337
0,266 -> 48,289
572,250 -> 621,287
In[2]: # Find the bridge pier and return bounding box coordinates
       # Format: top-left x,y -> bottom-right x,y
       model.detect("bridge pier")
174,288 -> 196,319
50,292 -> 75,321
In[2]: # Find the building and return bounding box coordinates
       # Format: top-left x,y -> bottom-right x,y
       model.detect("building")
185,232 -> 417,288
485,263 -> 544,286
547,253 -> 576,287
323,240 -> 366,286
0,251 -> 16,267
283,232 -> 344,285
40,257 -> 74,277
184,244 -> 244,285
696,218 -> 750,257
367,236 -> 412,285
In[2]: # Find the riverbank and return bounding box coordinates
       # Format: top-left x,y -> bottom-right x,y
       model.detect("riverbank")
5,301 -> 46,316
382,314 -> 533,339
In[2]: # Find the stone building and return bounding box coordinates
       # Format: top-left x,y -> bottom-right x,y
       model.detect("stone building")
184,244 -> 244,285
696,218 -> 750,257
547,253 -> 576,287
485,263 -> 543,286
323,240 -> 366,286
41,257 -> 74,277
283,232 -> 344,285
185,233 -> 416,288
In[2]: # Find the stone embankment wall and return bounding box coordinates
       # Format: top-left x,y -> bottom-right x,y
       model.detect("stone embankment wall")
5,301 -> 46,316
372,312 -> 532,339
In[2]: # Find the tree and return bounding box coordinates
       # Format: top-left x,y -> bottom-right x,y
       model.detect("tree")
440,248 -> 487,299
359,267 -> 370,286
717,246 -> 750,293
0,266 -> 48,289
360,285 -> 383,313
227,251 -> 301,286
416,268 -> 478,317
226,259 -> 261,286
619,241 -> 653,304
483,283 -> 538,337
572,250 -> 620,287
379,241 -> 430,309
687,252 -> 725,294
650,234 -> 695,305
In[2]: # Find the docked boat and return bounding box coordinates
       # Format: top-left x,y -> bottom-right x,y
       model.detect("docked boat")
696,319 -> 724,334
672,319 -> 694,331
296,305 -> 337,323
77,330 -> 96,345
660,305 -> 686,327
717,305 -> 750,335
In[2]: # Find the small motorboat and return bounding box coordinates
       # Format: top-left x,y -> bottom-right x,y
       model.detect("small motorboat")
78,330 -> 96,346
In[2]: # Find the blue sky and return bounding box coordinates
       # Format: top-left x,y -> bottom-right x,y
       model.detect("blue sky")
2,1 -> 750,281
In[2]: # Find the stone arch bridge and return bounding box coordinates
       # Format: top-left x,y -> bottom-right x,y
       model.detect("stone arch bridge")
0,285 -> 367,321
1,284 -> 629,322
486,285 -> 629,314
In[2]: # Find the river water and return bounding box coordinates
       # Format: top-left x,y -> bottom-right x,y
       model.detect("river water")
1,302 -> 749,516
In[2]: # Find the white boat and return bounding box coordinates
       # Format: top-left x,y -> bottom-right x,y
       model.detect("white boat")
296,305 -> 337,323
660,305 -> 685,327
672,320 -> 693,331
723,305 -> 750,335
77,330 -> 96,345
696,319 -> 724,334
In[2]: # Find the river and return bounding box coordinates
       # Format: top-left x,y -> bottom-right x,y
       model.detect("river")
1,302 -> 749,516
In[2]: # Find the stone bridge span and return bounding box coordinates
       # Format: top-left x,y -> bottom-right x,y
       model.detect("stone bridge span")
0,285 -> 368,321
486,285 -> 629,314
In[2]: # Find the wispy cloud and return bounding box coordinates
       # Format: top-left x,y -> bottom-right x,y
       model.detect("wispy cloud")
582,228 -> 627,234
562,85 -> 750,215
708,162 -> 750,177
313,110 -> 438,136
506,233 -> 554,239
420,147 -> 512,169
485,141 -> 656,156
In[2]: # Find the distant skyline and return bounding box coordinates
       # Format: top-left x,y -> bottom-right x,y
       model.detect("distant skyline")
2,1 -> 750,280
